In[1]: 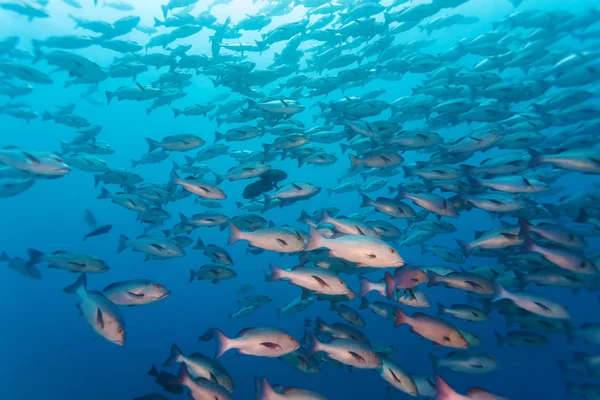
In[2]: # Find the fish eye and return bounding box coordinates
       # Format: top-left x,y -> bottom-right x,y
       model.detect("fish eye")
389,248 -> 396,254
175,244 -> 181,248
155,285 -> 162,289
374,353 -> 378,358
489,357 -> 495,362
339,279 -> 343,284
288,336 -> 294,341
117,327 -> 123,334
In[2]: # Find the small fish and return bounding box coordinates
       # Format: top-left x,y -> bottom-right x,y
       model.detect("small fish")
103,280 -> 170,306
63,274 -> 125,346
214,327 -> 299,359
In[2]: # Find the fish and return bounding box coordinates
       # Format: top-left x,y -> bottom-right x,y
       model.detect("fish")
163,344 -> 234,393
214,327 -> 299,359
304,227 -> 404,268
170,363 -> 232,400
492,283 -> 570,320
63,274 -> 125,346
394,307 -> 469,348
103,280 -> 170,306
308,336 -> 381,369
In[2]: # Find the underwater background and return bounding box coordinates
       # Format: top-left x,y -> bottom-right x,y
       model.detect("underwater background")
1,0 -> 600,399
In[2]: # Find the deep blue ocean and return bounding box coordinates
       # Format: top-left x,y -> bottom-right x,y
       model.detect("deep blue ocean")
1,0 -> 599,399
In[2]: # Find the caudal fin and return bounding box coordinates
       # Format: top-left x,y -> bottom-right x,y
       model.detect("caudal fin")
360,193 -> 372,208
214,329 -> 232,359
117,234 -> 129,253
304,226 -> 325,251
227,223 -> 244,246
384,271 -> 395,299
163,343 -> 183,366
63,273 -> 87,294
491,283 -> 511,303
27,248 -> 44,265
434,375 -> 460,400
170,362 -> 192,387
307,334 -> 322,356
455,239 -> 472,257
349,154 -> 361,170
358,277 -> 374,298
395,185 -> 409,199
394,307 -> 409,327
146,137 -> 159,153
255,377 -> 278,400
266,263 -> 285,282
527,148 -> 544,168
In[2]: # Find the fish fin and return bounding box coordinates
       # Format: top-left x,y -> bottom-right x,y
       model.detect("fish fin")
163,343 -> 183,366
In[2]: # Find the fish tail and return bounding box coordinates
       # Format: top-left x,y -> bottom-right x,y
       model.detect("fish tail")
359,193 -> 372,208
97,186 -> 110,200
517,217 -> 530,236
434,375 -> 460,400
105,91 -> 113,105
172,108 -> 181,118
214,329 -> 232,359
436,302 -> 446,316
393,307 -> 408,327
192,237 -> 204,250
117,234 -> 129,253
255,377 -> 277,400
307,334 -> 322,357
428,353 -> 439,372
160,4 -> 168,19
63,273 -> 87,295
426,271 -> 440,287
348,154 -> 360,170
494,331 -> 504,347
513,269 -> 527,290
304,226 -> 325,251
466,175 -> 481,188
188,270 -> 196,283
0,251 -> 8,262
266,264 -> 284,282
214,131 -> 224,143
168,169 -> 180,188
384,271 -> 395,299
492,283 -> 510,303
153,17 -> 162,27
358,277 -> 373,298
163,343 -> 183,366
147,364 -> 158,377
358,297 -> 370,310
526,148 -> 544,168
395,184 -> 409,199
213,171 -> 224,185
227,223 -> 244,246
170,363 -> 192,387
455,239 -> 472,257
27,248 -> 44,266
145,137 -> 159,153
522,235 -> 535,253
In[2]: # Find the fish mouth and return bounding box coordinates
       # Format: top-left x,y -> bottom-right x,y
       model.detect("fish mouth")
158,291 -> 171,300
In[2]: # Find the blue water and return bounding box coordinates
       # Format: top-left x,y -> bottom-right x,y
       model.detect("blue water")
1,0 -> 599,399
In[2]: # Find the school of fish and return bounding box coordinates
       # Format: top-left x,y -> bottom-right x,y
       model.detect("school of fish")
1,0 -> 600,399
